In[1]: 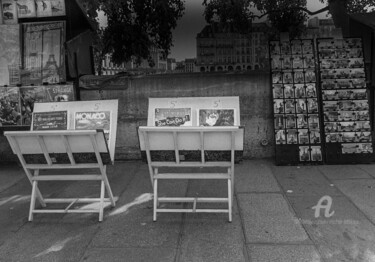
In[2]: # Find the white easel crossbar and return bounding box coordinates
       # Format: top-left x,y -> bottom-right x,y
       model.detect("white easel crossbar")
4,130 -> 116,222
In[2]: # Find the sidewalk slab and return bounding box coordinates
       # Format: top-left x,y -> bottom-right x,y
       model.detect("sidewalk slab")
0,166 -> 24,193
81,247 -> 177,262
334,179 -> 375,224
318,165 -> 371,180
271,165 -> 341,196
236,159 -> 280,193
237,193 -> 310,244
0,222 -> 99,262
248,244 -> 321,262
288,195 -> 375,262
357,164 -> 375,179
178,215 -> 247,262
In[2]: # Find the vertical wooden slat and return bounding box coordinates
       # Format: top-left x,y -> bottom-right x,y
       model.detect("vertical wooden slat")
9,136 -> 46,207
200,131 -> 205,164
37,135 -> 52,166
61,135 -> 76,165
143,131 -> 154,187
173,131 -> 180,164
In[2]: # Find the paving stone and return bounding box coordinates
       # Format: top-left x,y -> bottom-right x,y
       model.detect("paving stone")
0,222 -> 98,262
178,215 -> 246,262
0,165 -> 24,193
81,247 -> 176,262
248,244 -> 321,262
357,164 -> 375,179
318,165 -> 371,180
334,179 -> 375,224
236,159 -> 280,193
288,195 -> 375,262
271,165 -> 341,196
238,193 -> 310,244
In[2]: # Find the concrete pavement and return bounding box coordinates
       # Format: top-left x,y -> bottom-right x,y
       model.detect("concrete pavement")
1,159 -> 375,261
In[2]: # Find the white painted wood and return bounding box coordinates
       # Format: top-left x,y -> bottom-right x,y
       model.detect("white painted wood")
4,130 -> 116,222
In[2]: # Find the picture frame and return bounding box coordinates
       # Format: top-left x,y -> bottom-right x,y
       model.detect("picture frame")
154,108 -> 192,127
198,108 -> 236,126
299,146 -> 310,161
294,84 -> 305,98
310,146 -> 322,161
274,114 -> 284,130
298,129 -> 309,144
273,84 -> 284,99
275,129 -> 286,144
31,110 -> 68,131
286,129 -> 298,144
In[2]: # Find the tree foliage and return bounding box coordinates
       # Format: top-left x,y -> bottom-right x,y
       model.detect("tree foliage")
202,0 -> 375,38
80,0 -> 185,67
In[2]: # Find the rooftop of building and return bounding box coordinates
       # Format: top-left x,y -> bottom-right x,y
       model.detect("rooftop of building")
197,22 -> 270,38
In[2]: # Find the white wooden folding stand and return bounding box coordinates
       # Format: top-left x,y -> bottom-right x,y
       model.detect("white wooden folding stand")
4,130 -> 116,222
138,126 -> 244,222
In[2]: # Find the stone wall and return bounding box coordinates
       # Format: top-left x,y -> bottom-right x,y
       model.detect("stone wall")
80,71 -> 274,160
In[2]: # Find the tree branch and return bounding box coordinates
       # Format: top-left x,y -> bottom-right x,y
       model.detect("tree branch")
253,6 -> 330,19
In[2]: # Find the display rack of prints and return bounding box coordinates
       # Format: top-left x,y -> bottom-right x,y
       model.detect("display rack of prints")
270,39 -> 323,165
317,38 -> 374,163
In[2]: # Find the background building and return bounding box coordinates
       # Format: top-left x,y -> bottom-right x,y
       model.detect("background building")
100,46 -> 167,75
196,22 -> 270,72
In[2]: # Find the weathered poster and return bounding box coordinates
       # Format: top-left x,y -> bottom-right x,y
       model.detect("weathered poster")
36,0 -> 65,17
0,24 -> 20,86
198,109 -> 236,126
36,0 -> 52,17
154,108 -> 192,127
32,110 -> 67,130
16,0 -> 36,18
1,0 -> 17,24
22,21 -> 66,85
20,86 -> 47,125
0,86 -> 21,126
45,84 -> 74,101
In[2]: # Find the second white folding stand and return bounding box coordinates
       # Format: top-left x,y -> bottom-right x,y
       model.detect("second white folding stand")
4,130 -> 116,222
138,126 -> 244,222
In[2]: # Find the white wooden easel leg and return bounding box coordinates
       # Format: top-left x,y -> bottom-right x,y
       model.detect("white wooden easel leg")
99,181 -> 105,222
153,179 -> 158,222
228,178 -> 232,223
29,180 -> 38,221
101,166 -> 116,207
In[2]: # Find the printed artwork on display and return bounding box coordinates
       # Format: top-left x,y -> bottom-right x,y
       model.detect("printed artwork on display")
16,0 -> 36,18
22,21 -> 66,85
20,86 -> 47,125
75,111 -> 111,131
0,24 -> 20,86
32,110 -> 67,130
1,0 -> 17,24
0,86 -> 21,126
154,108 -> 192,127
198,109 -> 236,126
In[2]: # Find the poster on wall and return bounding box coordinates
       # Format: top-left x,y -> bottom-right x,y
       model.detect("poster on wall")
198,109 -> 236,126
0,24 -> 20,86
22,21 -> 66,85
36,0 -> 65,17
0,86 -> 21,126
154,108 -> 192,127
16,0 -> 36,18
1,0 -> 17,24
32,110 -> 67,130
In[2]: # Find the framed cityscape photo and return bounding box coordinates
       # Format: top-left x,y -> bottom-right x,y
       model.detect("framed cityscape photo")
287,129 -> 298,144
198,108 -> 236,126
275,129 -> 286,144
311,146 -> 322,161
155,108 -> 192,127
299,146 -> 310,161
298,129 -> 309,144
273,84 -> 284,99
275,114 -> 285,130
